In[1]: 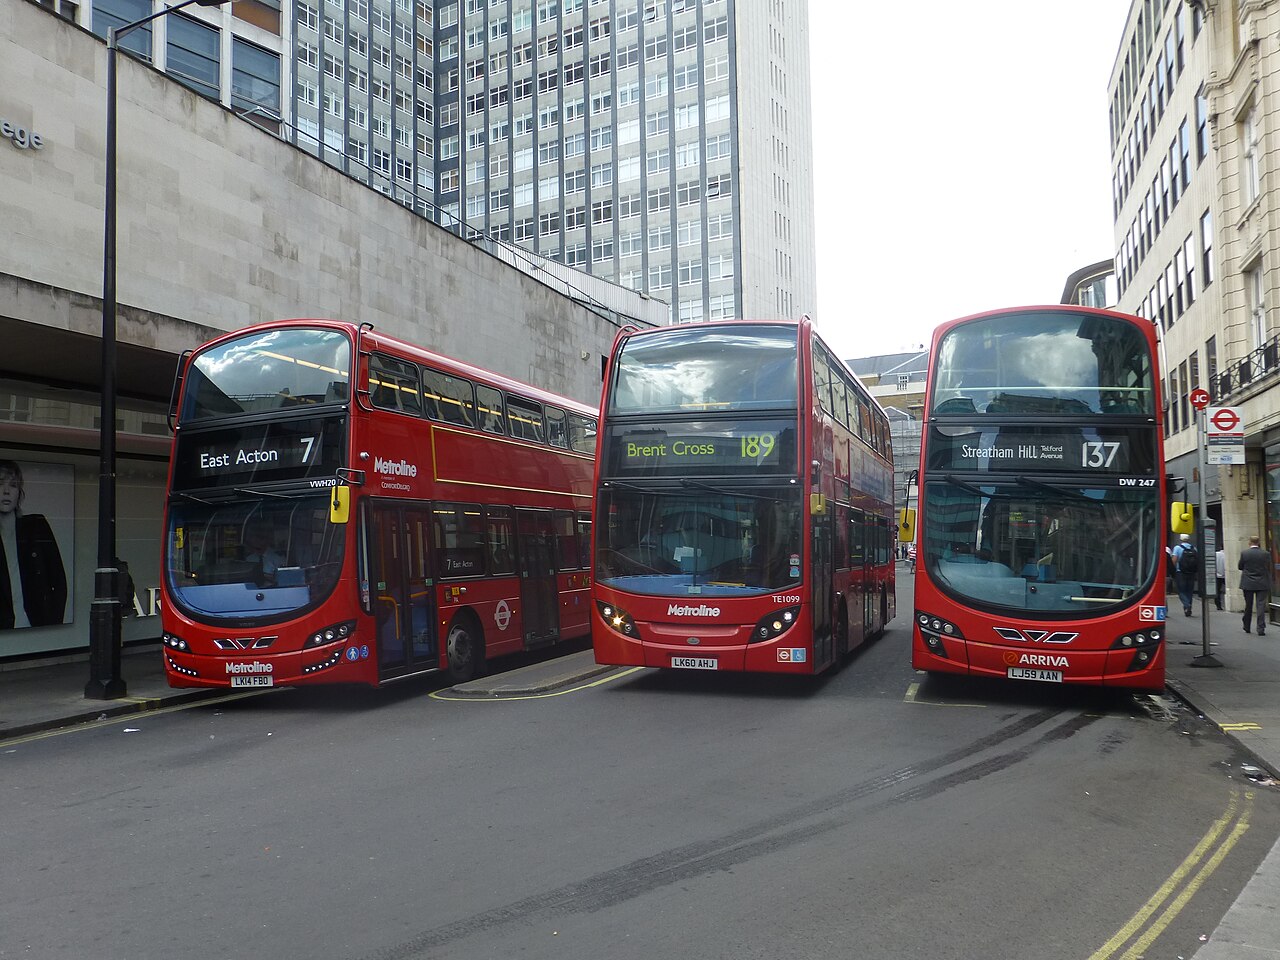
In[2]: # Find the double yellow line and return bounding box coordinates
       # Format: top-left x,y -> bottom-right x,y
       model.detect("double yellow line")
1089,789 -> 1253,960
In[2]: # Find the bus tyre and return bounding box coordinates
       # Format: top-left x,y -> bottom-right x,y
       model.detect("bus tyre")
446,617 -> 486,684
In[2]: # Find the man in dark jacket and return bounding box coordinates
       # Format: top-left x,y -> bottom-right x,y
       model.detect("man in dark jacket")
1238,535 -> 1271,635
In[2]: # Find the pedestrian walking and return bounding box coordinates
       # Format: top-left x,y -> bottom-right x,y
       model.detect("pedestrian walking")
1172,533 -> 1198,617
1215,546 -> 1226,611
1238,535 -> 1271,635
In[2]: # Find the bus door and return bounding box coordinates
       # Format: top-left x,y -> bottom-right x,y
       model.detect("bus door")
368,501 -> 438,677
811,507 -> 833,668
516,508 -> 560,646
849,508 -> 868,643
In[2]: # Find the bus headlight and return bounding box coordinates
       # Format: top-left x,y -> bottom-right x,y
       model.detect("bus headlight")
915,611 -> 964,658
596,601 -> 636,636
751,606 -> 800,643
163,632 -> 190,653
1111,627 -> 1162,672
305,620 -> 356,648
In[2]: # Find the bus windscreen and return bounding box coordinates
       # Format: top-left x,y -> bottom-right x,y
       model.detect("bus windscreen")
182,327 -> 351,421
609,324 -> 799,414
931,311 -> 1155,416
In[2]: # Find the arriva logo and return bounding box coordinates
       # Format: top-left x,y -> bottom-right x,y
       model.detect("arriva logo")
667,603 -> 721,616
1004,652 -> 1069,668
374,456 -> 418,477
225,661 -> 273,675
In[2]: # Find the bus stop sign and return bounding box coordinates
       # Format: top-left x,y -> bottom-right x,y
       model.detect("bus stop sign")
1206,405 -> 1245,465
1190,387 -> 1210,410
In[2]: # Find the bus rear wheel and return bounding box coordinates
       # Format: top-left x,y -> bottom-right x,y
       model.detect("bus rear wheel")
445,617 -> 486,684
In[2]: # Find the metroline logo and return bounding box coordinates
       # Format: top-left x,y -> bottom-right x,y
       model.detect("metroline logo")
667,603 -> 721,616
225,661 -> 273,675
374,456 -> 418,477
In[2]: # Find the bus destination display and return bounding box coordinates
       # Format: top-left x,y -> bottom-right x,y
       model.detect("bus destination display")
172,417 -> 345,490
604,421 -> 797,477
926,425 -> 1156,475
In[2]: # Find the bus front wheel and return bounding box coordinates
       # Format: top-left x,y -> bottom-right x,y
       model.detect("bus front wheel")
446,616 -> 486,684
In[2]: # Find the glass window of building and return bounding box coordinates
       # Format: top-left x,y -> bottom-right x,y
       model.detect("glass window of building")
167,13 -> 221,100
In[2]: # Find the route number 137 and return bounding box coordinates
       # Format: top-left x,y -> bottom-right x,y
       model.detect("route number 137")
1081,441 -> 1120,467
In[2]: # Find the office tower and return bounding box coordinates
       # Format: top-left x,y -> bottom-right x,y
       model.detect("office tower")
290,0 -> 817,323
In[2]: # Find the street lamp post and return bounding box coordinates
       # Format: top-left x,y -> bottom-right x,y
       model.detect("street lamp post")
86,0 -> 230,700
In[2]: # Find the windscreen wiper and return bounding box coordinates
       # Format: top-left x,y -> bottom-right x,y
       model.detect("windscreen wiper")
942,474 -> 1010,499
1014,475 -> 1100,505
233,487 -> 300,500
679,478 -> 790,502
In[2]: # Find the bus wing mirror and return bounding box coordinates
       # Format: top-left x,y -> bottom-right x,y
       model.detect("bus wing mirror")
898,507 -> 916,543
1170,501 -> 1194,535
810,493 -> 827,515
330,485 -> 351,524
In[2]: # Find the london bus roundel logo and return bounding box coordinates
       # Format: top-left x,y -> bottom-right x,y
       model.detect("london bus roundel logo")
494,599 -> 512,630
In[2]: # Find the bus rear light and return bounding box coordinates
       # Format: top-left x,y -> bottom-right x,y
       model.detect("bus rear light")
163,632 -> 190,652
596,601 -> 636,636
302,646 -> 346,674
916,611 -> 963,658
752,606 -> 800,643
306,620 -> 356,649
166,655 -> 198,677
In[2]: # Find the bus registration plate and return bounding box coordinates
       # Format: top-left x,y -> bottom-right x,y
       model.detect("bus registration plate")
671,657 -> 718,670
1006,667 -> 1063,683
230,675 -> 274,687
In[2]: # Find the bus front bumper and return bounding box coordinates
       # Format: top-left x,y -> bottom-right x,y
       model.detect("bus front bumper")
912,628 -> 1166,691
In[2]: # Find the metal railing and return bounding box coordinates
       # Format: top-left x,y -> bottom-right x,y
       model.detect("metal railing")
1213,331 -> 1280,402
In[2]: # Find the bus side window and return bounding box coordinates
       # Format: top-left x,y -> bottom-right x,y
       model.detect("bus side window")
476,384 -> 507,435
485,506 -> 515,576
554,510 -> 579,569
423,369 -> 476,427
577,513 -> 592,569
545,406 -> 568,448
507,395 -> 545,443
568,414 -> 597,454
434,502 -> 485,577
368,354 -> 423,415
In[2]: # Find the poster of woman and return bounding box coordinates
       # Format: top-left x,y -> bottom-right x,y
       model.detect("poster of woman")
0,458 -> 73,631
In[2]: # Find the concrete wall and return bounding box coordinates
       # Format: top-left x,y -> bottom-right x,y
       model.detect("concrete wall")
0,0 -> 659,407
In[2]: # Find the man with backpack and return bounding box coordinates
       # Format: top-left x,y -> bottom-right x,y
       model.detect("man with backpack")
1172,533 -> 1199,617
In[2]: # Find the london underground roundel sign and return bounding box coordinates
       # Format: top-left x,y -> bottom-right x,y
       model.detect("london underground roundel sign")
1210,407 -> 1241,433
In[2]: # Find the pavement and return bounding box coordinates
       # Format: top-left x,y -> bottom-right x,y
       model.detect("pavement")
1,592 -> 1278,956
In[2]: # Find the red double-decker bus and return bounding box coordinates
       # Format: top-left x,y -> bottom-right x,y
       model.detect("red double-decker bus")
591,319 -> 895,675
160,319 -> 597,689
906,305 -> 1178,690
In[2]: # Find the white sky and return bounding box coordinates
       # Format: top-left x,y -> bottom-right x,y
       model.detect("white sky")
807,0 -> 1131,363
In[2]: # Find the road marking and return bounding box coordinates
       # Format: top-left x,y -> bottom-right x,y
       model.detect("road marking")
1088,790 -> 1252,960
0,690 -> 267,749
429,666 -> 644,702
1220,722 -> 1262,731
903,681 -> 986,708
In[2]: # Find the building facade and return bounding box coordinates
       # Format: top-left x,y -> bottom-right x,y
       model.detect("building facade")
62,0 -> 817,324
2,0 -> 660,660
1109,0 -> 1280,615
